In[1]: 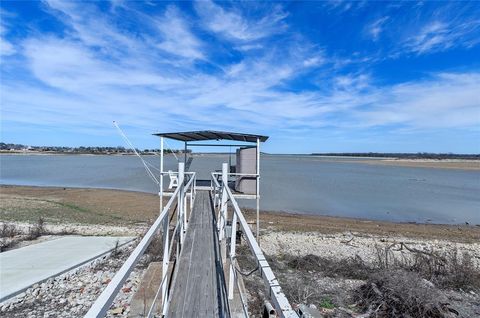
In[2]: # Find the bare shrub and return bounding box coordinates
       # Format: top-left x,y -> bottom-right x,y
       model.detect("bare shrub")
374,243 -> 480,291
355,270 -> 458,318
281,274 -> 325,306
111,239 -> 121,258
26,217 -> 45,240
1,222 -> 19,238
283,254 -> 371,280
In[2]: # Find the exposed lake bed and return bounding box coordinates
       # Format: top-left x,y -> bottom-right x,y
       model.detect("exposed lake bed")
1,153 -> 479,224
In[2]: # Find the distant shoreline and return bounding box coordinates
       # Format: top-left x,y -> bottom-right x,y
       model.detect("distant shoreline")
2,151 -> 479,170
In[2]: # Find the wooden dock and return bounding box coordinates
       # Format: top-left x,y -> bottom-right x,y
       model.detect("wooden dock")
167,191 -> 230,317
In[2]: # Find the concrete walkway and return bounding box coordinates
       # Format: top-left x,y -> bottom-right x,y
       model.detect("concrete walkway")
0,236 -> 134,302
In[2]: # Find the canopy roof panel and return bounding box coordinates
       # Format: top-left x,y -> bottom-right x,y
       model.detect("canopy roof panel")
153,130 -> 268,143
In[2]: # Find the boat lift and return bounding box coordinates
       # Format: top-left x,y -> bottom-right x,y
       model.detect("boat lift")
153,130 -> 268,241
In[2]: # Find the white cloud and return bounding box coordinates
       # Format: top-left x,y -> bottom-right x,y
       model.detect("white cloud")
303,56 -> 325,67
0,37 -> 15,56
367,17 -> 389,41
403,19 -> 480,55
0,17 -> 16,56
353,73 -> 480,128
194,0 -> 288,42
155,6 -> 204,60
44,0 -> 137,50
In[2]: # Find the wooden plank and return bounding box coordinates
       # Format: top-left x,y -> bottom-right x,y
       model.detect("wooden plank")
167,191 -> 229,318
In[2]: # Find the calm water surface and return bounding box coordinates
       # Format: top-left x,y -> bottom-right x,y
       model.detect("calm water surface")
1,154 -> 479,224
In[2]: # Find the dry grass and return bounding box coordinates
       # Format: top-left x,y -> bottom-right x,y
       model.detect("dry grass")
0,185 -> 162,225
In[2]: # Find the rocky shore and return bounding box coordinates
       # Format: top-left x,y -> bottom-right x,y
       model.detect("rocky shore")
260,230 -> 480,265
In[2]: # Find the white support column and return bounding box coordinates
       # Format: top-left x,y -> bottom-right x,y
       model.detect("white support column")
256,138 -> 260,243
189,189 -> 193,219
161,205 -> 169,313
220,163 -> 228,241
160,137 -> 168,314
178,162 -> 185,245
183,193 -> 187,231
160,137 -> 164,214
228,212 -> 237,299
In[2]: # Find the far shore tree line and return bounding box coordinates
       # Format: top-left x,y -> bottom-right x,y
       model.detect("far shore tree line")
312,152 -> 480,160
0,142 -> 190,155
1,142 -> 478,159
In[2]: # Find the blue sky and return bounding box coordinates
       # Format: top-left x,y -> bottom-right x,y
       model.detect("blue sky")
1,1 -> 479,153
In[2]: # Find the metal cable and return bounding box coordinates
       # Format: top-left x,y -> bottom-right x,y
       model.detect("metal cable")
113,121 -> 159,185
232,256 -> 259,277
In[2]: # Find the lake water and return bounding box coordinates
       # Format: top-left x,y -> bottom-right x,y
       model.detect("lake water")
1,154 -> 479,224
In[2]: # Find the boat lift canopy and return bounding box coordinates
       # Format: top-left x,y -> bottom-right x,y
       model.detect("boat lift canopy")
153,130 -> 268,143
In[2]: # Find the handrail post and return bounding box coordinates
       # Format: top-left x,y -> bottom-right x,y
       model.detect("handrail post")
228,211 -> 237,300
220,163 -> 228,241
178,162 -> 185,245
161,204 -> 170,313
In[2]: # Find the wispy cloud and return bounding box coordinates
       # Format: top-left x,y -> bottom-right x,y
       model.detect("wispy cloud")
155,6 -> 204,60
353,73 -> 480,129
194,0 -> 288,42
0,11 -> 16,56
402,19 -> 480,55
366,17 -> 389,41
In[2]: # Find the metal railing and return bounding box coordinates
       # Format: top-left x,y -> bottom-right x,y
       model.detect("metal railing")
85,163 -> 196,318
212,163 -> 299,318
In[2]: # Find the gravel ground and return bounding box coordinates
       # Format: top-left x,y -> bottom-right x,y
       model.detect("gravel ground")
260,230 -> 480,265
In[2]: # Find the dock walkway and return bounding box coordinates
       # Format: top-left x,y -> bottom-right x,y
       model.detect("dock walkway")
167,191 -> 229,318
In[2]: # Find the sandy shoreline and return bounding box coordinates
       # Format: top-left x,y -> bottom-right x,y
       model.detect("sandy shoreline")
353,158 -> 480,170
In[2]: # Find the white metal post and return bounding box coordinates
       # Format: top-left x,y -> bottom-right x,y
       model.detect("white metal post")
161,207 -> 169,312
160,137 -> 164,213
178,162 -> 185,245
160,137 -> 169,314
228,212 -> 237,299
220,163 -> 228,241
256,138 -> 260,242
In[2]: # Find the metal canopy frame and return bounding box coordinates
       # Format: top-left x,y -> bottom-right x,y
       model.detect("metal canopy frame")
154,130 -> 268,241
153,130 -> 269,143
